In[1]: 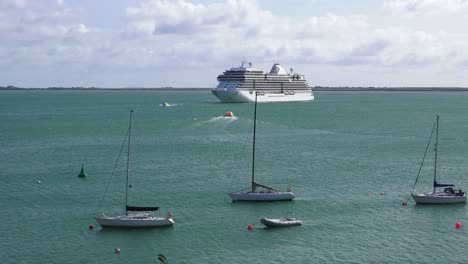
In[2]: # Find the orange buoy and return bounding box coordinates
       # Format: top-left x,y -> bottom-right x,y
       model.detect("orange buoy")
115,248 -> 121,253
247,224 -> 253,230
88,224 -> 94,230
455,222 -> 462,229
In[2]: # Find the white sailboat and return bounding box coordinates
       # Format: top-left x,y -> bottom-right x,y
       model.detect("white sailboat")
411,115 -> 466,204
228,92 -> 295,201
96,110 -> 174,228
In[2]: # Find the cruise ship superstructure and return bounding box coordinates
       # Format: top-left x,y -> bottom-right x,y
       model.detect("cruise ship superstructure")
212,61 -> 314,103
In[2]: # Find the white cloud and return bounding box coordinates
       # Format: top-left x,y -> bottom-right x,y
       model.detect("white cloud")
0,0 -> 27,9
123,0 -> 377,66
384,0 -> 468,16
122,0 -> 468,70
0,0 -> 96,67
1,0 -> 468,87
125,0 -> 273,35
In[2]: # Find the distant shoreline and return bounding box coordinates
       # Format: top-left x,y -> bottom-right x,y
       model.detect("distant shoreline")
2,86 -> 468,92
0,86 -> 210,91
313,87 -> 468,92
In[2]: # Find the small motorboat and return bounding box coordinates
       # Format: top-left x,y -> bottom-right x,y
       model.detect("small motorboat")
162,102 -> 169,107
223,111 -> 234,117
260,217 -> 302,227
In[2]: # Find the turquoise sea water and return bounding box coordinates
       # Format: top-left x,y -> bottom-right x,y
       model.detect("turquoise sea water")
2,90 -> 468,263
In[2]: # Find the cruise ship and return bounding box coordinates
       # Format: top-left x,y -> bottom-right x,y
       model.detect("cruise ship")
212,61 -> 314,103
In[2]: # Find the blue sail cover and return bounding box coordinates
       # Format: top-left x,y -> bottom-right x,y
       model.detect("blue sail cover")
433,181 -> 455,188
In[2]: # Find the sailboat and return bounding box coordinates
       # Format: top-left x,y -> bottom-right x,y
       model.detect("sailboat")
411,115 -> 466,204
228,92 -> 295,201
96,110 -> 174,228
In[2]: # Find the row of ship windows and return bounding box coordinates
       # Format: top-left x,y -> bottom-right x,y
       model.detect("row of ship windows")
218,77 -> 304,82
217,84 -> 309,89
218,81 -> 307,84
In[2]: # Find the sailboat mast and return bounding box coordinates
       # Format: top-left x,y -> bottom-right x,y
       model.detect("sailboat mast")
251,91 -> 258,192
433,115 -> 439,193
126,110 -> 133,209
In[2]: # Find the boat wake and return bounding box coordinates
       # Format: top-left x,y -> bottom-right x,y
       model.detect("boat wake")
204,116 -> 238,123
160,103 -> 177,107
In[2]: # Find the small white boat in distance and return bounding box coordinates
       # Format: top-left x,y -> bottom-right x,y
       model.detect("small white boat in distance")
161,102 -> 169,107
411,115 -> 466,204
260,217 -> 302,227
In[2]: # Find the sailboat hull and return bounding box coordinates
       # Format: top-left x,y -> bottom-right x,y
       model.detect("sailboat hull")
411,193 -> 466,204
96,214 -> 174,228
228,191 -> 294,201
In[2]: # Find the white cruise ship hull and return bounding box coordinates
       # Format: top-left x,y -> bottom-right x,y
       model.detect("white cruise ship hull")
228,191 -> 295,201
96,214 -> 174,228
212,89 -> 314,103
411,193 -> 466,204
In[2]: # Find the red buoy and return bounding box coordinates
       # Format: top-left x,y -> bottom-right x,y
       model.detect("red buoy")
88,224 -> 94,230
402,201 -> 407,206
247,224 -> 253,230
115,248 -> 121,253
455,222 -> 462,229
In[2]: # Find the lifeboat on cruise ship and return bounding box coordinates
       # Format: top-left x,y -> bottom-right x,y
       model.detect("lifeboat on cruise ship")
223,111 -> 234,117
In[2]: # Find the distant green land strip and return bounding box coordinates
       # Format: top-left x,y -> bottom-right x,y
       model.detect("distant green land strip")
1,86 -> 468,92
0,86 -> 211,91
313,86 -> 468,91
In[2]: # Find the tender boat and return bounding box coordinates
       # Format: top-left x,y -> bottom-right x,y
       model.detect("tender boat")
410,115 -> 466,204
260,217 -> 302,227
223,111 -> 234,117
162,102 -> 169,107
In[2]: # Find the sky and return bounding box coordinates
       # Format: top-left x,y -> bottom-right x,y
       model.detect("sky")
1,0 -> 468,88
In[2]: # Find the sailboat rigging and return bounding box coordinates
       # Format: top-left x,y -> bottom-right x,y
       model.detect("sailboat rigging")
228,92 -> 295,201
411,115 -> 466,204
96,110 -> 174,228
